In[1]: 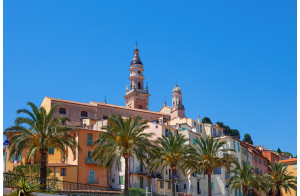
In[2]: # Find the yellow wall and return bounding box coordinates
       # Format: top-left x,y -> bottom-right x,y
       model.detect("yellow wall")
49,166 -> 78,182
281,160 -> 297,196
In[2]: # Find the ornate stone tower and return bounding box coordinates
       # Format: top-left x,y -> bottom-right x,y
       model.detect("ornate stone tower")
171,84 -> 185,118
124,45 -> 150,110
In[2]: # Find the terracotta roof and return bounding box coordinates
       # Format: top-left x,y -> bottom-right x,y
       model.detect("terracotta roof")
47,163 -> 77,167
46,97 -> 97,107
90,101 -> 169,116
279,158 -> 297,163
45,97 -> 169,117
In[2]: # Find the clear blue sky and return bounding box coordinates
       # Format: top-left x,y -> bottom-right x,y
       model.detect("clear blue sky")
4,1 -> 296,155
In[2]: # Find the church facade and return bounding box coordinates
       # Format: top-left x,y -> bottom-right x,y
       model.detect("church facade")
5,45 -> 245,196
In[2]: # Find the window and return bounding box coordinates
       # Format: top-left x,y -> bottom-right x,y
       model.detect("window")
237,142 -> 240,152
59,107 -> 67,114
211,182 -> 214,190
87,151 -> 92,159
184,184 -> 186,189
138,71 -> 141,74
165,129 -> 170,137
139,105 -> 143,109
233,140 -> 236,150
119,175 -> 124,185
213,128 -> 216,136
218,130 -> 221,136
87,133 -> 93,145
103,115 -> 109,120
89,170 -> 95,184
200,124 -> 202,133
193,138 -> 197,144
49,147 -> 54,154
196,181 -> 200,194
214,167 -> 221,174
259,158 -> 261,163
138,82 -> 141,89
194,122 -> 196,126
168,182 -> 171,190
169,169 -> 171,180
140,177 -> 144,189
237,157 -> 239,162
160,181 -> 164,189
81,111 -> 88,118
118,161 -> 122,171
61,168 -> 66,176
112,178 -> 115,183
293,163 -> 297,169
260,170 -> 262,174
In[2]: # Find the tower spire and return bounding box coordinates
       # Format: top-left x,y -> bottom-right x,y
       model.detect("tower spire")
124,43 -> 150,110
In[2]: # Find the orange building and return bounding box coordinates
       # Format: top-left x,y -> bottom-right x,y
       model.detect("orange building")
258,146 -> 280,166
279,158 -> 297,196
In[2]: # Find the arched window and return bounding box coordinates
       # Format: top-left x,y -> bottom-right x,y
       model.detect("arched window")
138,82 -> 141,89
81,111 -> 88,118
138,71 -> 141,74
59,107 -> 67,114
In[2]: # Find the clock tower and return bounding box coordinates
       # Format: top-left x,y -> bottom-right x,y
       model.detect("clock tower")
124,45 -> 150,110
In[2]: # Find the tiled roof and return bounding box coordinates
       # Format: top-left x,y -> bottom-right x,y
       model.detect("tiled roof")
279,158 -> 297,163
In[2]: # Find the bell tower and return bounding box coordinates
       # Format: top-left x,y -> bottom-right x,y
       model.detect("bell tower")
171,84 -> 185,118
124,44 -> 150,110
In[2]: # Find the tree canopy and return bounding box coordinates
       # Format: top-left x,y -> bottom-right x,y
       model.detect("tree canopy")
277,148 -> 282,153
242,134 -> 253,145
202,117 -> 213,124
216,122 -> 240,139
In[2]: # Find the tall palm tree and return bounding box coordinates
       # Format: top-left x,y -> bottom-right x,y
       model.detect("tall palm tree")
228,161 -> 262,196
192,136 -> 236,196
147,133 -> 196,196
5,102 -> 79,190
265,161 -> 297,196
92,115 -> 154,196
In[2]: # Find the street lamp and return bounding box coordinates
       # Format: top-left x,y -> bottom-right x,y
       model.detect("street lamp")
3,139 -> 10,189
173,173 -> 178,196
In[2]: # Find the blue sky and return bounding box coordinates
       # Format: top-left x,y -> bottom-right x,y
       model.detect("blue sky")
4,0 -> 296,155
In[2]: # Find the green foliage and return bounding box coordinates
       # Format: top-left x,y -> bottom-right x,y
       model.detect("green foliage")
5,102 -> 79,190
277,148 -> 282,153
202,117 -> 213,124
92,115 -> 154,196
242,134 -> 253,145
191,136 -> 237,196
228,162 -> 264,195
282,151 -> 293,158
9,177 -> 40,196
265,162 -> 297,195
147,133 -> 196,196
120,187 -> 146,196
7,163 -> 52,178
216,122 -> 240,139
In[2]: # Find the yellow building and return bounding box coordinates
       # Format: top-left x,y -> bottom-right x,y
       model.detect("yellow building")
279,158 -> 297,196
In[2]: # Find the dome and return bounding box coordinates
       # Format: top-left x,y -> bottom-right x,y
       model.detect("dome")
173,84 -> 181,94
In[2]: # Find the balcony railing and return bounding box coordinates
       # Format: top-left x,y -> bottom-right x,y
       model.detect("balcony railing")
86,158 -> 99,165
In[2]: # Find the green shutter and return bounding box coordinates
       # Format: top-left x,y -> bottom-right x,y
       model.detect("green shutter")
211,182 -> 214,190
184,184 -> 186,189
233,140 -> 236,150
140,177 -> 144,188
49,147 -> 54,154
119,176 -> 123,185
112,178 -> 115,183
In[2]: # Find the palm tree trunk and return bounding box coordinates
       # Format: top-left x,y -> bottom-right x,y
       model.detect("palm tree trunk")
40,152 -> 48,191
244,188 -> 248,196
124,157 -> 129,196
208,172 -> 212,196
171,169 -> 175,196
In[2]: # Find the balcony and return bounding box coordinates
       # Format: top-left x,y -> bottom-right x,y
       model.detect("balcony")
86,158 -> 99,165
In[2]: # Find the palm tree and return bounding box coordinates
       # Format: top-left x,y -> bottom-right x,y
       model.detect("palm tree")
92,115 -> 154,196
5,102 -> 79,190
192,136 -> 236,196
265,161 -> 297,196
147,133 -> 196,196
228,161 -> 263,196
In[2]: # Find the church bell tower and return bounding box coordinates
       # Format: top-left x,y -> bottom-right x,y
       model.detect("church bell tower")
124,44 -> 150,110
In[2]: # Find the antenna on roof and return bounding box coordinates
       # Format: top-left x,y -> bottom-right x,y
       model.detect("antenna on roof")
104,96 -> 107,104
